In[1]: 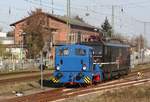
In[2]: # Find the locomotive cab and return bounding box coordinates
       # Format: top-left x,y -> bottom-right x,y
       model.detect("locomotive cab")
50,44 -> 104,85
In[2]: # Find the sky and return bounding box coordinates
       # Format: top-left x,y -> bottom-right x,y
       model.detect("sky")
0,0 -> 150,45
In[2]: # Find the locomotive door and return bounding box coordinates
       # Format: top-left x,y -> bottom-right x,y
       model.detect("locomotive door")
89,49 -> 94,71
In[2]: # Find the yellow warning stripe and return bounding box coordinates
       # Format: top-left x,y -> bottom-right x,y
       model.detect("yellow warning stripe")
86,76 -> 90,81
84,76 -> 91,84
52,78 -> 59,83
55,79 -> 59,83
84,78 -> 90,83
85,78 -> 90,83
52,78 -> 54,81
53,79 -> 56,83
84,79 -> 88,83
52,78 -> 55,82
50,77 -> 59,83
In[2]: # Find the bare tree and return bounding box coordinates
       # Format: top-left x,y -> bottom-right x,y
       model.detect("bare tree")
130,34 -> 146,51
7,30 -> 14,37
23,9 -> 52,58
135,34 -> 145,50
74,15 -> 85,22
112,33 -> 125,40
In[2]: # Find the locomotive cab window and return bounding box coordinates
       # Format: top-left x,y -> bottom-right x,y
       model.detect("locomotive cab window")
59,48 -> 69,56
93,46 -> 102,55
75,48 -> 86,56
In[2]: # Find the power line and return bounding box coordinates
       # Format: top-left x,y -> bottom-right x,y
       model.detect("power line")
24,0 -> 150,26
24,0 -> 149,24
24,0 -> 65,12
119,0 -> 150,6
78,0 -> 150,9
4,0 -> 150,25
1,0 -> 150,34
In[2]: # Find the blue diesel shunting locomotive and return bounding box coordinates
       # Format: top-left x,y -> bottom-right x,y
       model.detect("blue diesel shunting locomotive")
50,44 -> 104,85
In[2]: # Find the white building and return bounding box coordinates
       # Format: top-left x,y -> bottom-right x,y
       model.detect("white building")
0,32 -> 7,37
144,49 -> 150,56
0,32 -> 14,44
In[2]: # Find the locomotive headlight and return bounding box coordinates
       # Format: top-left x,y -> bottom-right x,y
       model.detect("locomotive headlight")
56,66 -> 60,70
99,64 -> 102,67
82,64 -> 87,70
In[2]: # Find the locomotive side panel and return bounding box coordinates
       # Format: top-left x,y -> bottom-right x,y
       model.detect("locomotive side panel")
102,44 -> 130,78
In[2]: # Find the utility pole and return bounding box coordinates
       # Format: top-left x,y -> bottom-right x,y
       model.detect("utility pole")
51,0 -> 54,14
40,0 -> 42,8
111,5 -> 115,37
40,52 -> 43,89
143,22 -> 146,49
67,0 -> 71,43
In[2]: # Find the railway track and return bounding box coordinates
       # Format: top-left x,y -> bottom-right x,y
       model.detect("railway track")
2,77 -> 150,102
0,70 -> 39,76
0,66 -> 149,85
0,71 -> 51,85
1,67 -> 150,102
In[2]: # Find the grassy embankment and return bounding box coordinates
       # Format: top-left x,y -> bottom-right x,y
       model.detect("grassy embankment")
64,84 -> 150,102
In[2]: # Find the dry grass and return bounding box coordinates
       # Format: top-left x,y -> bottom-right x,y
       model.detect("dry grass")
132,63 -> 150,72
0,81 -> 40,95
64,84 -> 150,102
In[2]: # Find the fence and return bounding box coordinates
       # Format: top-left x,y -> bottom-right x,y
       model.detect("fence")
130,52 -> 150,68
1,52 -> 150,72
0,59 -> 54,73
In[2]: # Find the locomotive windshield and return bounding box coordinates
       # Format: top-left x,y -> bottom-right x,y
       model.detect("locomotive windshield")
59,48 -> 69,56
75,48 -> 86,56
92,45 -> 102,55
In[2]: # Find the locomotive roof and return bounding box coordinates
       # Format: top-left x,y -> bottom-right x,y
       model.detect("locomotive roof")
80,40 -> 130,48
103,38 -> 130,47
56,44 -> 93,49
104,42 -> 130,47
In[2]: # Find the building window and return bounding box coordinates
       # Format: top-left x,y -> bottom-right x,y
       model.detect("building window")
72,33 -> 75,43
77,32 -> 81,43
69,33 -> 76,43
